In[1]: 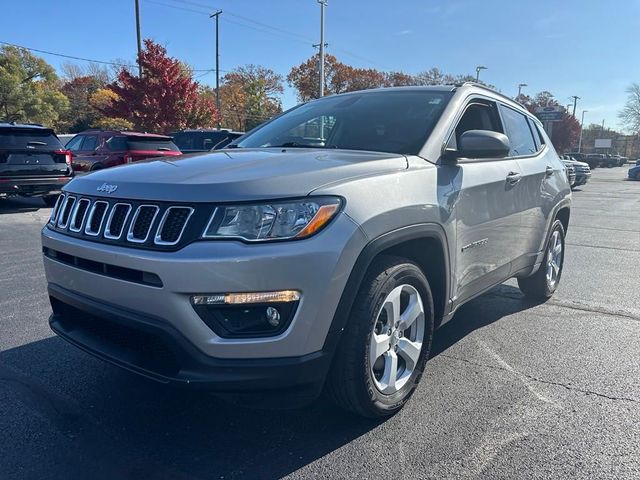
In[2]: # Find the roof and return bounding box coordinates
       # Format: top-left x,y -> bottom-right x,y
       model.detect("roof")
78,129 -> 171,138
0,122 -> 51,130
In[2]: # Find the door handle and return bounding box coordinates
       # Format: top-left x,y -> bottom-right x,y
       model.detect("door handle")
545,166 -> 554,177
506,171 -> 521,185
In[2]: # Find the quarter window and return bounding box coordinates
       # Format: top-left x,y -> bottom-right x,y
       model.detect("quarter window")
499,105 -> 537,156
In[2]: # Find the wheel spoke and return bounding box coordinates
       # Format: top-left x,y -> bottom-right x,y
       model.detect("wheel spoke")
380,350 -> 398,393
554,243 -> 562,255
397,338 -> 421,370
370,333 -> 390,369
383,288 -> 402,326
552,260 -> 560,276
398,296 -> 423,331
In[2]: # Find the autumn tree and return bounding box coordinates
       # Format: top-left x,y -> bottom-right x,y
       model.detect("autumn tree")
618,83 -> 640,133
99,39 -> 219,133
219,64 -> 283,131
57,75 -> 107,132
520,91 -> 580,153
0,45 -> 68,126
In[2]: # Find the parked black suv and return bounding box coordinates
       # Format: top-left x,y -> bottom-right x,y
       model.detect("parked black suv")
0,123 -> 73,206
170,129 -> 244,153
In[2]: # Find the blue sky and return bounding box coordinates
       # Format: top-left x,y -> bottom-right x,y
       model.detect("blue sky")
2,0 -> 639,130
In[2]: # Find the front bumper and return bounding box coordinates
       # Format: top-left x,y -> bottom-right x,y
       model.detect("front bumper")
0,175 -> 71,195
41,212 -> 365,360
48,284 -> 336,396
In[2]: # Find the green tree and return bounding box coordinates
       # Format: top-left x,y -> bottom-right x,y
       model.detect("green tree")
0,45 -> 68,126
220,65 -> 283,131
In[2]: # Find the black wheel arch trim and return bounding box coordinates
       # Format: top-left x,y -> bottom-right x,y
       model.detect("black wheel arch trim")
323,223 -> 451,350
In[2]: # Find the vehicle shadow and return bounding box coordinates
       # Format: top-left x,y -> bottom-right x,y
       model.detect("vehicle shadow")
0,283 -> 540,480
0,196 -> 47,214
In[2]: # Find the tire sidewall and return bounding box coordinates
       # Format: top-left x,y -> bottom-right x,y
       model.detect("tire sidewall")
358,263 -> 434,414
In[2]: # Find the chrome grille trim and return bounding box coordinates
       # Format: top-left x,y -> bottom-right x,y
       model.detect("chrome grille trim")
126,205 -> 159,243
104,203 -> 132,240
84,201 -> 110,236
56,195 -> 76,229
48,194 -> 65,225
154,206 -> 195,246
69,198 -> 91,232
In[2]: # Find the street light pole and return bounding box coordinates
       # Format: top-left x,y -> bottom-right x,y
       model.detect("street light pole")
517,83 -> 527,97
134,0 -> 143,77
210,10 -> 222,128
318,0 -> 327,97
475,65 -> 487,82
578,109 -> 588,153
570,95 -> 580,117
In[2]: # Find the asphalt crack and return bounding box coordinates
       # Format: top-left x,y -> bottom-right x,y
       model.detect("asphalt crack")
442,353 -> 640,405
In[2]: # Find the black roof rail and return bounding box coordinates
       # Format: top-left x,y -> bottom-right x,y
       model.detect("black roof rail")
453,81 -> 528,110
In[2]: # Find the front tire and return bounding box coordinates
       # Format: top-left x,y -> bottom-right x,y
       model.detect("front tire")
518,219 -> 565,300
326,256 -> 434,418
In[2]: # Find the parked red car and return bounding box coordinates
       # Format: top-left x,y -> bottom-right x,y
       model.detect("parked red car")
65,130 -> 182,173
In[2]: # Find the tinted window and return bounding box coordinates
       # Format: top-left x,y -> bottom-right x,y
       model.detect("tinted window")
172,131 -> 230,151
0,129 -> 63,150
80,135 -> 98,151
499,105 -> 537,156
527,117 -> 545,151
236,90 -> 452,155
105,136 -> 128,151
65,135 -> 83,151
126,137 -> 180,151
453,101 -> 503,149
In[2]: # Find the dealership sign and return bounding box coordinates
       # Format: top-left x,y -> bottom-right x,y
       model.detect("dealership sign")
594,138 -> 612,149
535,106 -> 564,122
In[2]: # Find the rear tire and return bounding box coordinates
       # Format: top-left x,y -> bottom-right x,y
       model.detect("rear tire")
518,219 -> 565,300
325,256 -> 434,418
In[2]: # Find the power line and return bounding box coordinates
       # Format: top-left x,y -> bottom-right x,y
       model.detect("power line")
0,40 -> 221,73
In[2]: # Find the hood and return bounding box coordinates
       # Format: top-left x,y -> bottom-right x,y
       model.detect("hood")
64,148 -> 407,202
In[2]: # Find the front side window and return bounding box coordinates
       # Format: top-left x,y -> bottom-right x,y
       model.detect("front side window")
499,105 -> 537,156
65,135 -> 84,152
235,90 -> 452,155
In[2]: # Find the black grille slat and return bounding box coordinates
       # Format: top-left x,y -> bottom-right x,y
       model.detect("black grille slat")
104,203 -> 131,239
157,207 -> 192,245
128,206 -> 158,242
57,196 -> 76,228
88,202 -> 108,235
70,199 -> 90,232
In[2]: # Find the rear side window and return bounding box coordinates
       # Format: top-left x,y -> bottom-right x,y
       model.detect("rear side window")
126,137 -> 179,151
499,105 -> 537,156
0,129 -> 63,150
105,136 -> 128,151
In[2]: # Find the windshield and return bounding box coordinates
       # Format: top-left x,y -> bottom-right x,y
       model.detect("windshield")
235,90 -> 452,155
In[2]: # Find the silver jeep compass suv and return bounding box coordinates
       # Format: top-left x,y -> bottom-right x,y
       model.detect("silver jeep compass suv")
42,84 -> 570,417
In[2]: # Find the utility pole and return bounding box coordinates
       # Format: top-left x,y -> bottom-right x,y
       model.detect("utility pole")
318,0 -> 327,97
210,10 -> 222,128
517,83 -> 527,97
570,95 -> 580,117
475,65 -> 487,82
135,0 -> 143,77
578,110 -> 588,153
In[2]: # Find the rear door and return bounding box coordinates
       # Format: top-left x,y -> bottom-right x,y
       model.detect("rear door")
448,98 -> 525,304
0,128 -> 69,178
68,134 -> 102,172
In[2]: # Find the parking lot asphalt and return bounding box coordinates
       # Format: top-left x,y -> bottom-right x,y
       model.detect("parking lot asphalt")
1,167 -> 639,480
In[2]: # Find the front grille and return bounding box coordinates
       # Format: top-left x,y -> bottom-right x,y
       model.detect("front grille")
48,194 -> 200,251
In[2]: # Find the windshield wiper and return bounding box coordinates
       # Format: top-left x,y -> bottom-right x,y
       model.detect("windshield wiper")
275,142 -> 337,149
27,141 -> 47,146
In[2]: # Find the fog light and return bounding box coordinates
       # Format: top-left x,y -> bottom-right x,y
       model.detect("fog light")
266,306 -> 281,327
190,290 -> 300,338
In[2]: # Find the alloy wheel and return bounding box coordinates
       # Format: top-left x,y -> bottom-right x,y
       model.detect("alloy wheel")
546,230 -> 563,289
369,284 -> 425,395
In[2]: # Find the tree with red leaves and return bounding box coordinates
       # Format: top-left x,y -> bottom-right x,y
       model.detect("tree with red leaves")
518,91 -> 581,153
99,40 -> 220,133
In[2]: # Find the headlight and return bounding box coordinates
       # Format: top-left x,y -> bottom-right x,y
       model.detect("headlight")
202,197 -> 341,241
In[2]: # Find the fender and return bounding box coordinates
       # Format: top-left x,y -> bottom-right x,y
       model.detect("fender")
322,223 -> 452,351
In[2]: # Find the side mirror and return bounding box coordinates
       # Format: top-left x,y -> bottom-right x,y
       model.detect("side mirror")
455,130 -> 511,159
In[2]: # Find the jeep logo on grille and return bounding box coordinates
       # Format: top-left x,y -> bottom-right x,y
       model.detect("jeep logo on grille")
97,183 -> 118,194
